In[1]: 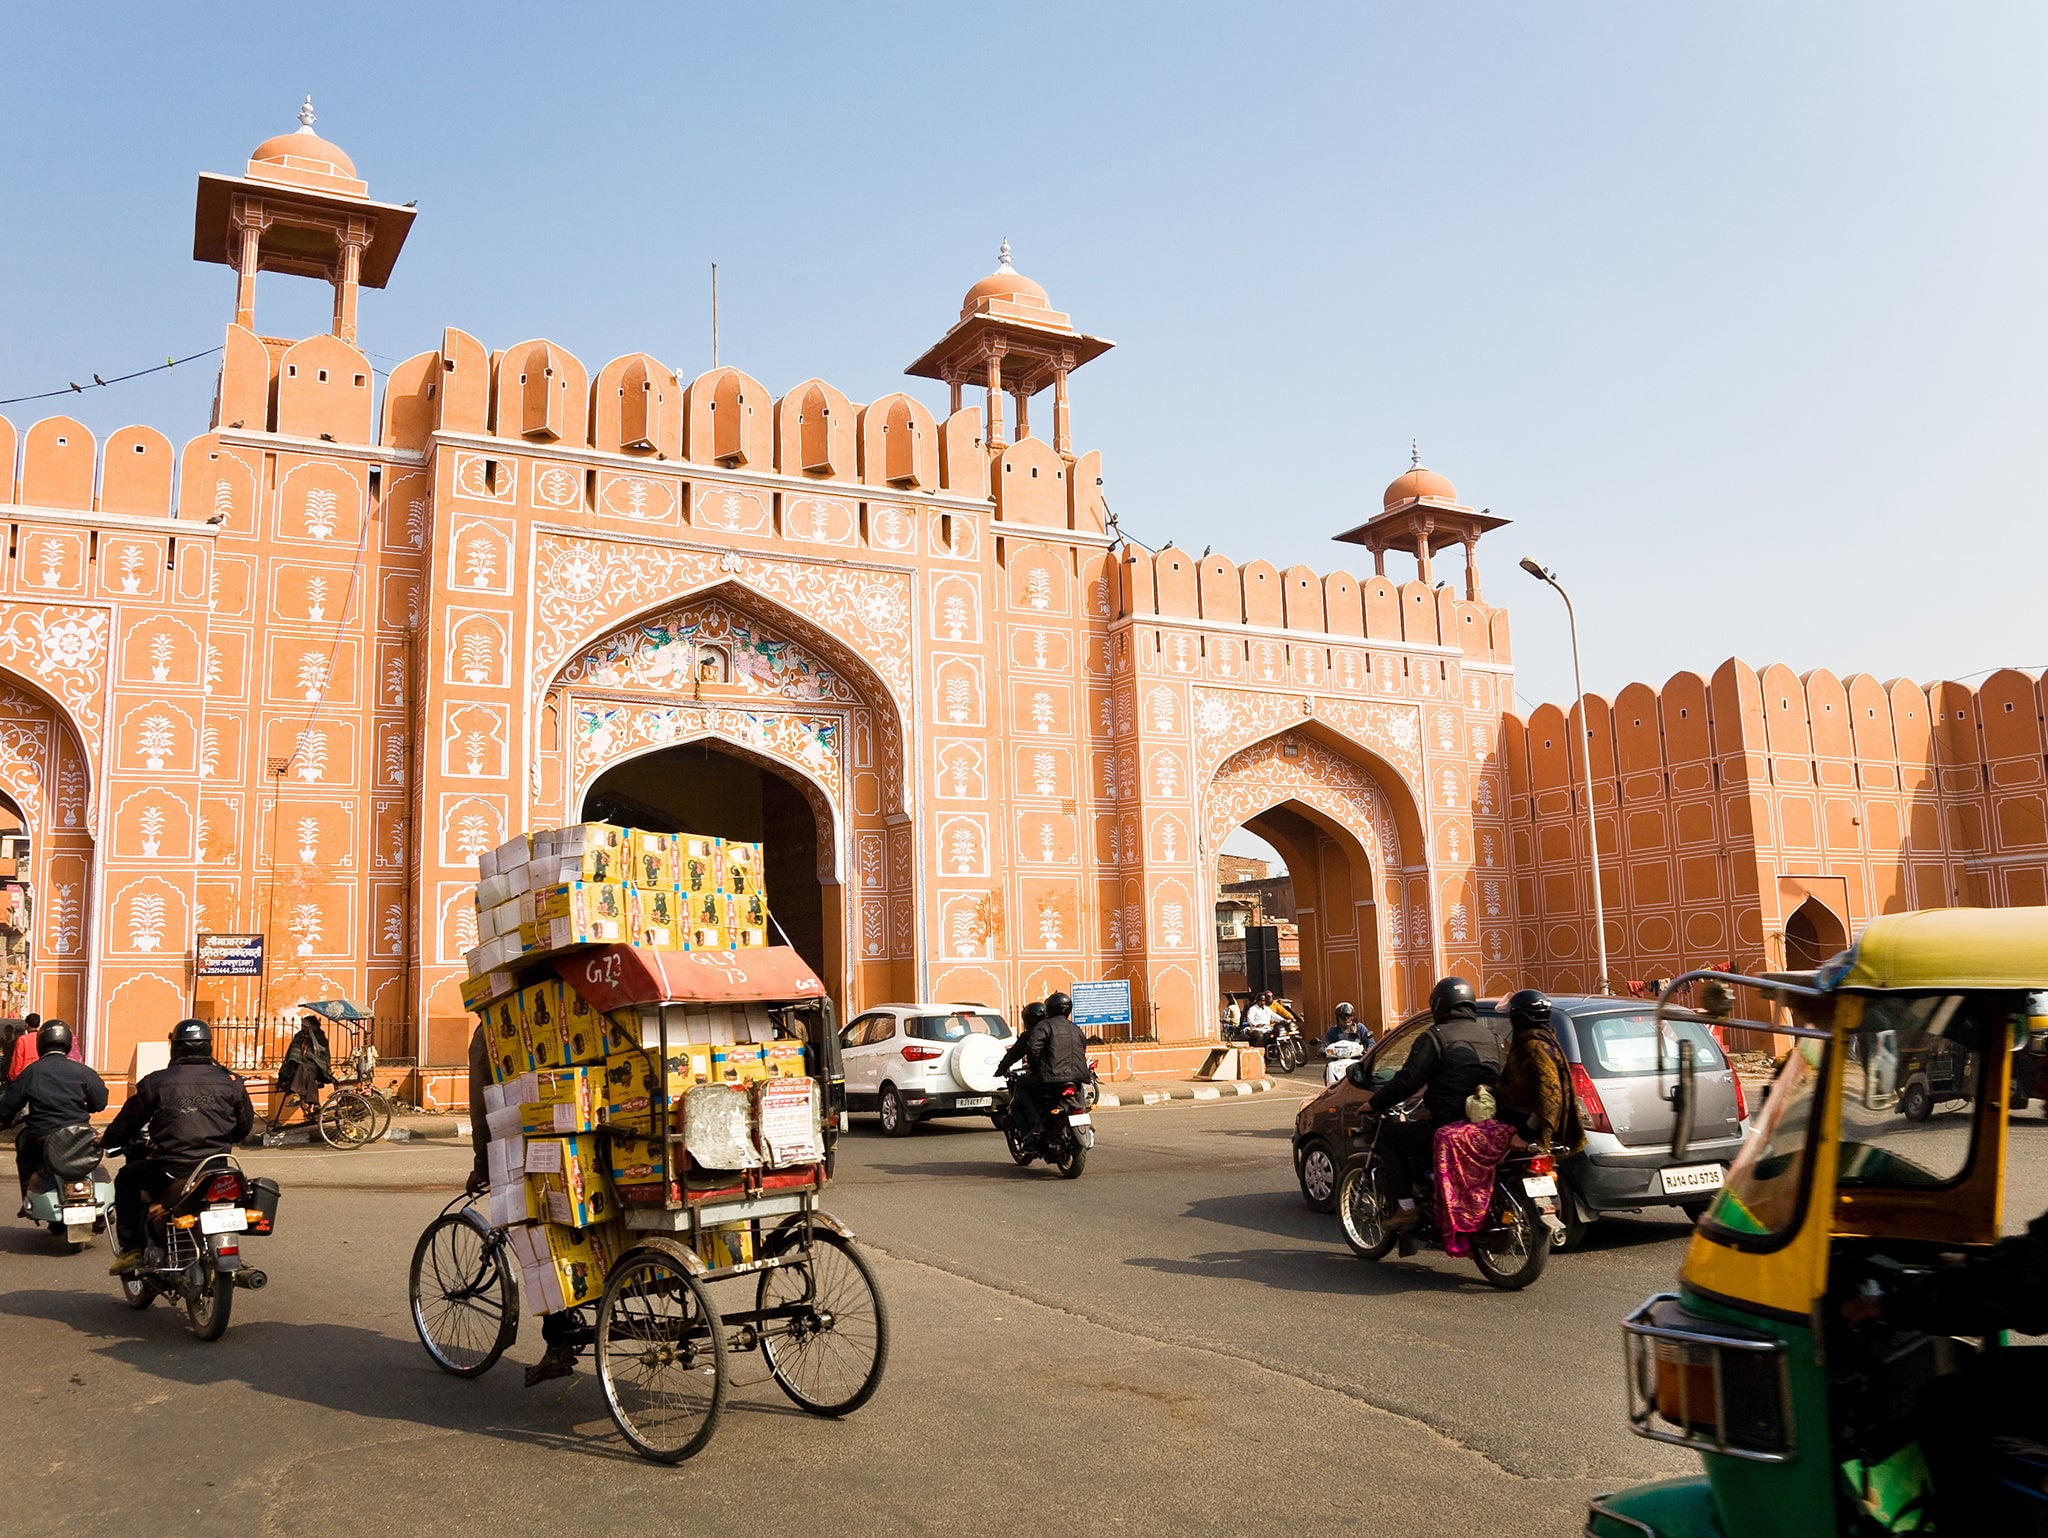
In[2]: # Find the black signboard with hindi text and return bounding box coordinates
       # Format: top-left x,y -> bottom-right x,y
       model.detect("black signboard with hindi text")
195,932 -> 264,978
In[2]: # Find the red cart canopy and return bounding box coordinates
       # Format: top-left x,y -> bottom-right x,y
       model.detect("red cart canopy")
555,944 -> 826,1013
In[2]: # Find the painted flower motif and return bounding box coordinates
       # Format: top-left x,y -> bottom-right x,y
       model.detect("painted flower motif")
552,550 -> 601,599
1194,696 -> 1232,737
856,584 -> 903,631
37,618 -> 101,672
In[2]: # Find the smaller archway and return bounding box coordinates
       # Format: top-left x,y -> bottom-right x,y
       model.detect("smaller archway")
1782,896 -> 1848,973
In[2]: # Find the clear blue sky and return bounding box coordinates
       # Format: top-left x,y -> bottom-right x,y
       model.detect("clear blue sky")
5,3 -> 2044,719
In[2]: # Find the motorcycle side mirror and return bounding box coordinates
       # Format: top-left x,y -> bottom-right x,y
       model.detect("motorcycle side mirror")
1670,1050 -> 1697,1162
1345,1061 -> 1371,1089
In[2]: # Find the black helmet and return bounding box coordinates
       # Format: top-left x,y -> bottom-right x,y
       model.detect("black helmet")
1428,976 -> 1477,1023
169,1018 -> 213,1063
1506,989 -> 1553,1031
35,1020 -> 71,1057
1043,990 -> 1073,1019
1021,1001 -> 1047,1028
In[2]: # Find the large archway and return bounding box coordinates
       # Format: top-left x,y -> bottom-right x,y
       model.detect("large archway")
582,740 -> 837,1002
538,580 -> 915,1016
1218,800 -> 1383,1034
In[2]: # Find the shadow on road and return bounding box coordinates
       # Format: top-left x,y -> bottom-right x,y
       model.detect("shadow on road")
0,1287 -> 807,1457
1124,1244 -> 1541,1297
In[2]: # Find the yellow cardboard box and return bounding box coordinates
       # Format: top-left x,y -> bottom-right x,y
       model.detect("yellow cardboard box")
730,889 -> 769,949
486,994 -> 532,1082
602,1045 -> 713,1132
519,1066 -> 602,1135
628,883 -> 686,951
686,888 -> 727,950
765,1040 -> 808,1080
513,1217 -> 624,1311
695,1223 -> 754,1269
522,1133 -> 615,1228
711,1043 -> 768,1083
723,839 -> 765,899
555,980 -> 605,1066
606,1131 -> 668,1190
676,834 -> 722,897
626,828 -> 677,889
534,881 -> 628,926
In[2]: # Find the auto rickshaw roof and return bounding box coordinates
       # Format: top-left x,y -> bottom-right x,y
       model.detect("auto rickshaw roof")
1831,906 -> 2048,993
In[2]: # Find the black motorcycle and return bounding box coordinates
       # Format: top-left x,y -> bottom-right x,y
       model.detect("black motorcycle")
1001,1071 -> 1098,1179
111,1147 -> 280,1340
1333,1104 -> 1557,1291
1226,1017 -> 1304,1073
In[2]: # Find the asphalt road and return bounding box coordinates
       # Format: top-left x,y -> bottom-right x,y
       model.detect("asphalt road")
3,1086 -> 2042,1538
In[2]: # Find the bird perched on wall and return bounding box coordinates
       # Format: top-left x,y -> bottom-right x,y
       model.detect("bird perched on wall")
205,511 -> 227,525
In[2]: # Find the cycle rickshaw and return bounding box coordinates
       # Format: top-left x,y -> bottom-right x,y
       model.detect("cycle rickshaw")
407,943 -> 886,1462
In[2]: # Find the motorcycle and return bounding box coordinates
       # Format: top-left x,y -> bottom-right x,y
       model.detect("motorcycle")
111,1146 -> 280,1340
1333,1104 -> 1559,1290
1002,1070 -> 1098,1179
1227,1018 -> 1305,1074
22,1123 -> 115,1252
1321,1036 -> 1366,1086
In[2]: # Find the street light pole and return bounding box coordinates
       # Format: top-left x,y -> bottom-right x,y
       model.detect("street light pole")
1519,557 -> 1612,995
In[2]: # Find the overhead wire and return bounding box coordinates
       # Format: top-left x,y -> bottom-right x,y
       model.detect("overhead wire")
0,347 -> 222,407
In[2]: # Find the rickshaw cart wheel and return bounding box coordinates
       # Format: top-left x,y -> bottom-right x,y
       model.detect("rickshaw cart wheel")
597,1239 -> 728,1463
1900,1082 -> 1933,1122
410,1207 -> 519,1377
318,1092 -> 377,1149
757,1227 -> 891,1416
1337,1160 -> 1398,1260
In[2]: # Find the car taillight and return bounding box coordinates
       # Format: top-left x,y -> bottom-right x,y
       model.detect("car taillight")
1527,1153 -> 1555,1176
1570,1063 -> 1613,1135
204,1173 -> 243,1202
900,1044 -> 944,1062
1732,1072 -> 1748,1122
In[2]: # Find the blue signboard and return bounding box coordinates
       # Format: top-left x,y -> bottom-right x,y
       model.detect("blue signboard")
1069,979 -> 1132,1032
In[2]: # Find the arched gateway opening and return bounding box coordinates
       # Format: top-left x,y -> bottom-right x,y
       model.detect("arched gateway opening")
1217,805 -> 1383,1036
582,741 -> 835,993
1782,896 -> 1848,973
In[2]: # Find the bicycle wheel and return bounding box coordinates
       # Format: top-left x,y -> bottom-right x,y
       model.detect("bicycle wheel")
410,1209 -> 519,1376
757,1228 -> 890,1417
319,1092 -> 377,1149
597,1241 -> 727,1463
364,1088 -> 394,1143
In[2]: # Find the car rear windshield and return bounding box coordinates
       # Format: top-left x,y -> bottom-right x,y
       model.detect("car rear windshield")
907,1012 -> 1013,1042
1577,1011 -> 1724,1078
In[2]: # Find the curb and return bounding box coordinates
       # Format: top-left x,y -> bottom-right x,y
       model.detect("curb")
1094,1078 -> 1276,1109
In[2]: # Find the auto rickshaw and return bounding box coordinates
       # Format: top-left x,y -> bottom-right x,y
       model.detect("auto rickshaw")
1587,907 -> 2048,1537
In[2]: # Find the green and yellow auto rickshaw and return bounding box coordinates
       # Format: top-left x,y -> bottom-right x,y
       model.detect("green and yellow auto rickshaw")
1588,907 -> 2048,1538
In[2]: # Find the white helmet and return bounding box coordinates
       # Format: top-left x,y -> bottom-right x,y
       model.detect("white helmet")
1336,1002 -> 1355,1017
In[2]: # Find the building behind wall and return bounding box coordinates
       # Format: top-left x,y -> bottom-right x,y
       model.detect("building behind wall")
0,108 -> 2042,1086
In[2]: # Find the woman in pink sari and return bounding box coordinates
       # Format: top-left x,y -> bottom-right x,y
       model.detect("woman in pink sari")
1433,1116 -> 1516,1256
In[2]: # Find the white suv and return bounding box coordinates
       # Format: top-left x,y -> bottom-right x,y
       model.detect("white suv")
841,1004 -> 1016,1135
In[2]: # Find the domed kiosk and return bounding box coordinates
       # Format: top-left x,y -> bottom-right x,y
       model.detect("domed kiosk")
191,98 -> 415,343
1334,445 -> 1509,598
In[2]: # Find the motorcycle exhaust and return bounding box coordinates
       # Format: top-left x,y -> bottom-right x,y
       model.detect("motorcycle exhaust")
233,1269 -> 268,1290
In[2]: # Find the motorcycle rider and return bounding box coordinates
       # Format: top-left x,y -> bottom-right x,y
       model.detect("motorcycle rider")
1367,977 -> 1502,1232
0,1021 -> 107,1212
102,1019 -> 254,1275
1242,991 -> 1277,1050
1323,1002 -> 1373,1050
998,992 -> 1089,1141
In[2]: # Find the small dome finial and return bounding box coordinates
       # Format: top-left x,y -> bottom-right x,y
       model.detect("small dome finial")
1411,438 -> 1422,470
998,238 -> 1014,270
298,95 -> 317,130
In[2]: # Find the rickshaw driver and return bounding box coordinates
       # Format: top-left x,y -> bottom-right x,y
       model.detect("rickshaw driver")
1840,1202 -> 2048,1533
466,1022 -> 581,1387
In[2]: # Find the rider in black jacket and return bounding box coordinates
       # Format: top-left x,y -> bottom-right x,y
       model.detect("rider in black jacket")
1367,977 -> 1503,1231
103,1019 -> 253,1273
0,1021 -> 107,1208
999,994 -> 1089,1137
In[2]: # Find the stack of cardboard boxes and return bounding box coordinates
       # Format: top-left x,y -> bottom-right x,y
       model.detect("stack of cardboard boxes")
462,822 -> 819,1313
464,824 -> 769,979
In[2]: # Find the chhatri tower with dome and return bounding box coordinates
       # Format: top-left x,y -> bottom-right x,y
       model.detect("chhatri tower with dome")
0,104 -> 2038,1085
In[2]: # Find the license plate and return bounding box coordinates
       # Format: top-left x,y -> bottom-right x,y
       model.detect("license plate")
1067,1113 -> 1092,1127
199,1206 -> 248,1235
1521,1175 -> 1557,1197
61,1206 -> 97,1225
955,1095 -> 992,1108
1660,1163 -> 1725,1196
